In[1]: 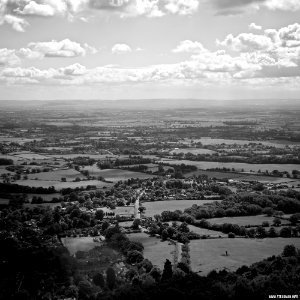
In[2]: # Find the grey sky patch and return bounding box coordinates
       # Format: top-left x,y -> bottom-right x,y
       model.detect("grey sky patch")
212,0 -> 266,10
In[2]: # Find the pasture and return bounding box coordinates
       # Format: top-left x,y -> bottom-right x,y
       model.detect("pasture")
127,232 -> 175,268
168,222 -> 227,238
189,238 -> 300,275
170,148 -> 216,155
27,169 -> 85,181
143,199 -> 221,217
81,167 -> 155,182
159,158 -> 300,173
208,215 -> 290,226
15,179 -> 112,191
61,237 -> 97,255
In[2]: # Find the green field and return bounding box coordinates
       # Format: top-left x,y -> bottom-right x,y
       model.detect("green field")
208,215 -> 290,226
170,148 -> 216,155
127,232 -> 175,268
27,169 -> 86,181
82,167 -> 156,182
16,179 -> 112,191
143,200 -> 221,217
159,158 -> 300,173
189,238 -> 300,275
61,237 -> 98,255
168,222 -> 227,238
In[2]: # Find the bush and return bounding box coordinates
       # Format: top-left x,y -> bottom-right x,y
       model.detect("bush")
228,232 -> 235,238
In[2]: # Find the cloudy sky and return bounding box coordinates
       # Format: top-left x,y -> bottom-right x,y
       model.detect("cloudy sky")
1,0 -> 300,100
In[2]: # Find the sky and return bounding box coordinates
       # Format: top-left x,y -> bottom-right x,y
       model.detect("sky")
0,0 -> 300,101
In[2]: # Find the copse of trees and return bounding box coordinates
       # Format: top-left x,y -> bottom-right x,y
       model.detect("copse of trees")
0,158 -> 13,165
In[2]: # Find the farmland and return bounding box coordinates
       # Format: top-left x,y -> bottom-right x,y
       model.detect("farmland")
15,179 -> 111,190
208,215 -> 290,226
127,232 -> 175,268
159,158 -> 300,173
189,238 -> 300,275
61,237 -> 99,255
81,167 -> 156,182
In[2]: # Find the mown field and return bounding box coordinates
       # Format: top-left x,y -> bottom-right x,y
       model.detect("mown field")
170,148 -> 216,155
159,158 -> 300,173
187,170 -> 300,184
27,169 -> 86,181
189,238 -> 300,275
61,237 -> 98,255
127,232 -> 175,268
167,221 -> 227,238
15,179 -> 112,191
143,199 -> 222,217
82,167 -> 156,182
208,215 -> 290,226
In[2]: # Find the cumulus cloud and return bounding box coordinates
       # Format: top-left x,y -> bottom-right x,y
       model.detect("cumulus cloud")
249,23 -> 262,31
27,39 -> 97,57
172,40 -> 207,53
0,0 -> 202,31
212,0 -> 300,14
1,23 -> 300,87
0,14 -> 29,32
111,43 -> 132,54
0,39 -> 97,67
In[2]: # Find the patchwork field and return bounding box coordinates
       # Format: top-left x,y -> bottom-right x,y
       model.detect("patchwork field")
187,170 -> 299,183
82,167 -> 156,182
27,169 -> 86,181
170,148 -> 216,155
189,238 -> 300,275
208,215 -> 290,226
143,199 -> 222,217
127,232 -> 175,268
168,221 -> 227,238
15,179 -> 112,191
159,158 -> 300,173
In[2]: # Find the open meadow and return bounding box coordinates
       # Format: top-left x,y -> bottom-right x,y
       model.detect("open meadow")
159,158 -> 300,173
189,238 -> 300,275
15,179 -> 112,191
27,169 -> 86,181
82,167 -> 156,182
61,237 -> 99,255
127,232 -> 175,268
208,215 -> 290,226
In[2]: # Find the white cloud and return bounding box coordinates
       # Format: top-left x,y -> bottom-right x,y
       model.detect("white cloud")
16,2 -> 55,17
172,40 -> 207,53
0,48 -> 21,66
0,14 -> 29,32
0,0 -> 202,31
264,0 -> 300,11
249,23 -> 262,31
164,0 -> 199,15
27,39 -> 97,57
112,43 -> 132,54
217,33 -> 273,52
2,23 -> 300,88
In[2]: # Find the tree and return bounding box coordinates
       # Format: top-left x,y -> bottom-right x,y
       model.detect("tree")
93,273 -> 105,288
273,217 -> 281,227
95,209 -> 104,221
106,267 -> 116,290
162,259 -> 173,281
289,213 -> 300,225
61,177 -> 67,182
279,227 -> 292,237
132,219 -> 140,230
282,244 -> 297,257
127,250 -> 144,264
